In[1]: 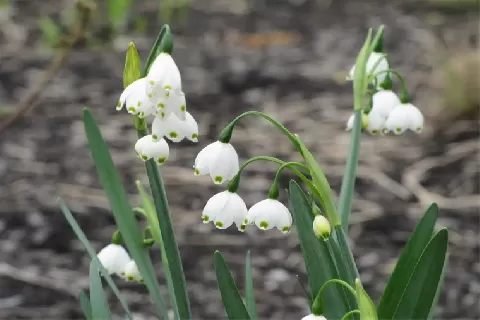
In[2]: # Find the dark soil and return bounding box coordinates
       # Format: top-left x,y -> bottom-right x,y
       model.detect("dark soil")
0,0 -> 479,319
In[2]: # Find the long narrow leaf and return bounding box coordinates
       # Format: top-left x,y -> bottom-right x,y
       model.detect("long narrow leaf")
377,203 -> 439,318
59,200 -> 132,319
289,181 -> 351,319
89,262 -> 111,319
332,225 -> 360,282
392,229 -> 448,319
427,252 -> 449,320
214,251 -> 251,320
245,250 -> 257,320
137,181 -> 179,320
79,290 -> 93,320
355,279 -> 377,320
296,139 -> 339,226
83,109 -> 168,318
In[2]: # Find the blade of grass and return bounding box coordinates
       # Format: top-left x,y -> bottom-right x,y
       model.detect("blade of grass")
244,250 -> 257,320
214,251 -> 251,320
59,199 -> 132,319
89,262 -> 111,319
83,109 -> 168,318
79,290 -> 93,320
355,279 -> 378,320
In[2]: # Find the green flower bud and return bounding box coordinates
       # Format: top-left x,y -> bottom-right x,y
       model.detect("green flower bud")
313,215 -> 331,241
123,42 -> 141,89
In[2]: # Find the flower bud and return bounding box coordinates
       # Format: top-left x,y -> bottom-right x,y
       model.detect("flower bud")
123,42 -> 141,88
313,215 -> 331,241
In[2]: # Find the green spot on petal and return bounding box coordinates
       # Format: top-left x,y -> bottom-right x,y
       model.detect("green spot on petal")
281,226 -> 290,233
202,215 -> 209,222
214,176 -> 223,184
239,224 -> 246,232
191,133 -> 198,140
152,134 -> 158,140
157,103 -> 164,109
259,221 -> 268,229
194,168 -> 200,175
180,105 -> 186,111
141,155 -> 148,161
169,131 -> 178,138
157,157 -> 166,164
149,80 -> 154,85
215,221 -> 224,228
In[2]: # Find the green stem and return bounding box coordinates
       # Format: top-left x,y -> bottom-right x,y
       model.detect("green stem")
227,156 -> 312,193
338,109 -> 362,230
218,111 -> 302,154
136,126 -> 191,320
319,279 -> 357,302
369,68 -> 408,94
342,310 -> 361,320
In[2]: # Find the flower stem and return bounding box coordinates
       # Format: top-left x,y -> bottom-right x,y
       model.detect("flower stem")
342,310 -> 361,320
218,111 -> 302,154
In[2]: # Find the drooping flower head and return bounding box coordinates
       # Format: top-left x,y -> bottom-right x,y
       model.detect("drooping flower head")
117,78 -> 155,118
96,244 -> 131,276
246,198 -> 293,234
134,135 -> 170,165
384,103 -> 424,134
194,141 -> 239,184
121,260 -> 143,283
202,191 -> 248,231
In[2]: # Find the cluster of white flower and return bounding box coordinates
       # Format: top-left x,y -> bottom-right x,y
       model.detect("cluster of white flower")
346,52 -> 424,135
117,53 -> 199,164
96,244 -> 143,283
194,141 -> 293,234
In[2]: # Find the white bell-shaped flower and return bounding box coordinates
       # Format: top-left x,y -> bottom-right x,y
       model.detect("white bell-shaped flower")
151,111 -> 198,143
146,53 -> 183,113
302,314 -> 327,320
121,260 -> 143,283
384,103 -> 424,134
371,89 -> 400,119
366,110 -> 385,135
116,78 -> 155,118
194,141 -> 239,184
347,52 -> 389,85
134,135 -> 169,165
202,191 -> 248,231
97,244 -> 131,276
246,199 -> 292,233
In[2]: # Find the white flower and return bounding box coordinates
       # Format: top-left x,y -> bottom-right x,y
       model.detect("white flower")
347,52 -> 389,85
97,244 -> 131,275
246,199 -> 292,233
194,141 -> 239,184
302,314 -> 327,320
202,191 -> 248,231
116,78 -> 155,118
384,103 -> 424,134
121,260 -> 143,283
134,135 -> 170,164
151,111 -> 199,143
371,89 -> 400,119
366,110 -> 385,135
146,53 -> 185,119
345,112 -> 368,132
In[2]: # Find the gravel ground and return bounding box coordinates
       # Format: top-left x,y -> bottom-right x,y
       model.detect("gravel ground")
0,0 -> 479,319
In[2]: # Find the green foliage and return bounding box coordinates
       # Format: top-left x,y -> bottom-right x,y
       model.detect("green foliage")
214,251 -> 252,320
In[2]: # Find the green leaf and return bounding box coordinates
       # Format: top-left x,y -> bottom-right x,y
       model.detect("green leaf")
79,290 -> 93,320
137,181 -> 180,320
123,42 -> 141,88
142,24 -> 173,76
289,180 -> 351,319
427,252 -> 449,320
392,229 -> 448,319
296,138 -> 339,226
59,200 -> 132,319
83,108 -> 168,318
355,279 -> 378,320
245,250 -> 257,320
89,262 -> 111,319
377,203 -> 439,318
214,251 -> 251,320
107,0 -> 130,31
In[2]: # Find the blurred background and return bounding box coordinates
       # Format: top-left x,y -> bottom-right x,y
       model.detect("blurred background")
0,0 -> 479,319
